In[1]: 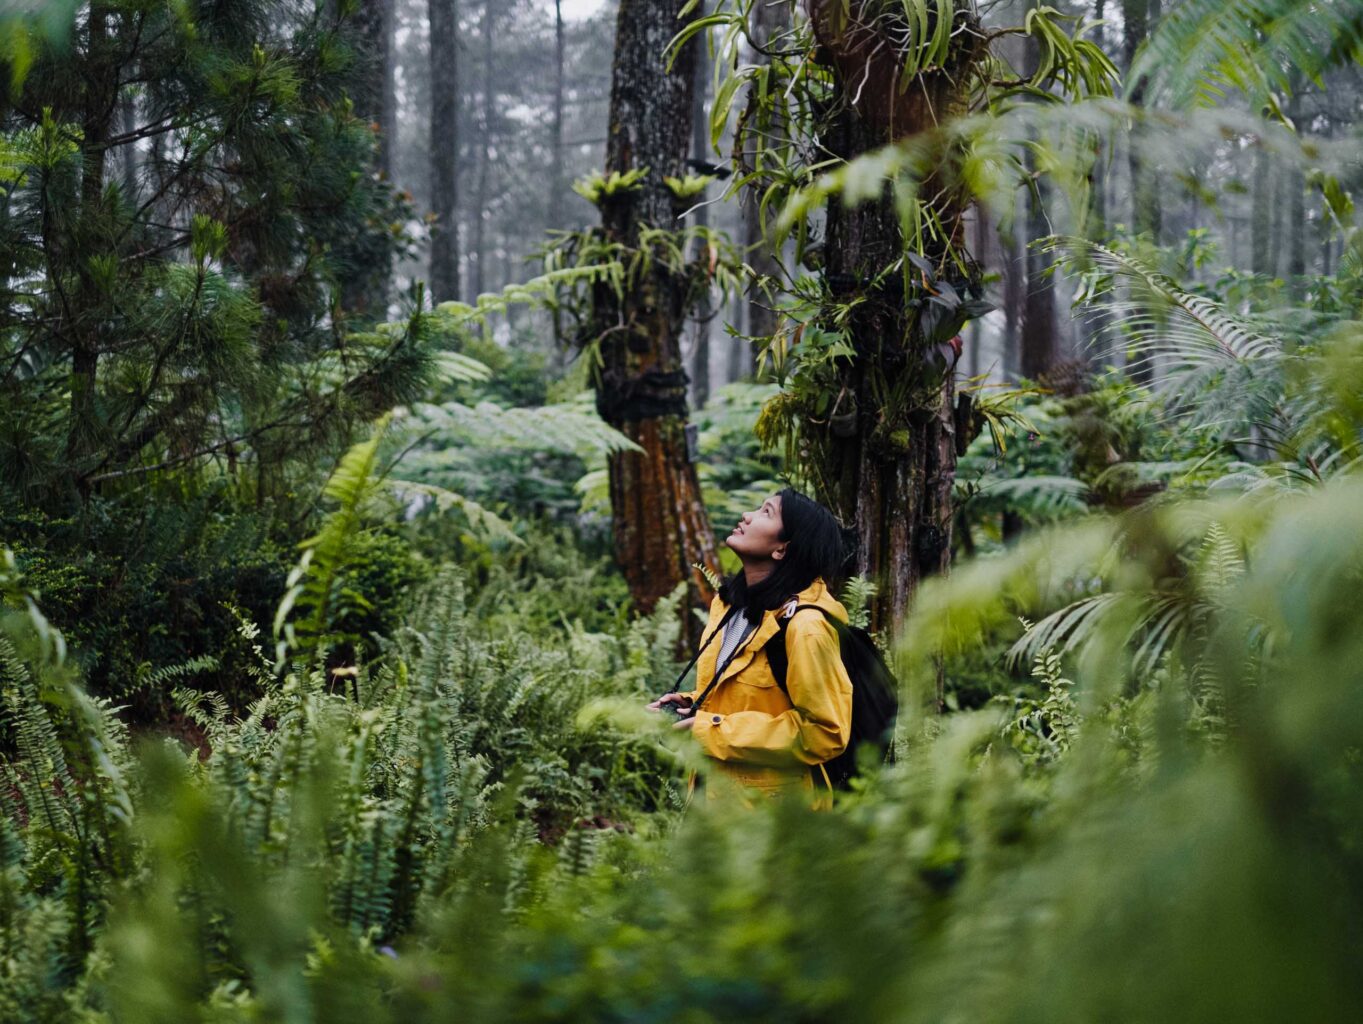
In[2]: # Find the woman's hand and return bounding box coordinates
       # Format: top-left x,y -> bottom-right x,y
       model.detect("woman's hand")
647,692 -> 690,711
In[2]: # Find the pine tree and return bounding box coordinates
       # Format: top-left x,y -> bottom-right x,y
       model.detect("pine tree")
0,0 -> 425,504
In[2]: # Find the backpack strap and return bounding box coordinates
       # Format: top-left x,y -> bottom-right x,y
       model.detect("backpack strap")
767,604 -> 837,694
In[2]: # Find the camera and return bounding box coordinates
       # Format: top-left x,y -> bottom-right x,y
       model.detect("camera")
657,698 -> 693,719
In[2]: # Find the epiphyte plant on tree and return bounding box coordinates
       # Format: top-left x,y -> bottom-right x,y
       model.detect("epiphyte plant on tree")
670,0 -> 1118,629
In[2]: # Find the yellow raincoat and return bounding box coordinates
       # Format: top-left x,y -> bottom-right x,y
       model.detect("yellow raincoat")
683,578 -> 853,804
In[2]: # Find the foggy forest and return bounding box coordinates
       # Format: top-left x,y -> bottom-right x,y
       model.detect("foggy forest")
2,0 -> 1362,1019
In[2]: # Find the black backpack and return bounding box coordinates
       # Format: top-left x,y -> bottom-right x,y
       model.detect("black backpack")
766,605 -> 899,789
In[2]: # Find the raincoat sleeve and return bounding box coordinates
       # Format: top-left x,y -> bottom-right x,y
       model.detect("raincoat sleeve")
691,612 -> 852,766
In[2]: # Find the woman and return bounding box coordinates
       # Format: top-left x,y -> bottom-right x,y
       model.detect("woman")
649,488 -> 853,803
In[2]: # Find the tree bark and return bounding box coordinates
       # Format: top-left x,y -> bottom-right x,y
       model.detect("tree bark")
806,1 -> 985,633
688,0 -> 712,410
381,0 -> 397,179
1001,204 -> 1024,379
1020,155 -> 1057,379
1123,0 -> 1162,245
68,1 -> 118,469
550,0 -> 566,231
428,0 -> 461,302
740,0 -> 791,371
1285,88 -> 1306,294
471,0 -> 495,298
726,289 -> 748,385
118,90 -> 139,200
1251,145 -> 1272,276
342,0 -> 394,318
597,0 -> 719,630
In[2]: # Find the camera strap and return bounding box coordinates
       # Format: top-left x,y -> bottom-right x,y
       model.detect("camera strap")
690,610 -> 761,712
664,606 -> 736,705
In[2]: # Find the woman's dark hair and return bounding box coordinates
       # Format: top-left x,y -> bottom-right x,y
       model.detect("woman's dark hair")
719,487 -> 847,624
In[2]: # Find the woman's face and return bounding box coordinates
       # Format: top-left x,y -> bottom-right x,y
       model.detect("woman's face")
726,494 -> 787,562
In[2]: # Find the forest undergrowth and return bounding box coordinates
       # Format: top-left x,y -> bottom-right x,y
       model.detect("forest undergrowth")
5,323 -> 1363,1019
4,0 -> 1363,1018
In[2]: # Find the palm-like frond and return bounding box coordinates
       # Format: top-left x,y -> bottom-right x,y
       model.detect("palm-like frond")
1060,238 -> 1280,366
1132,0 -> 1363,108
974,474 -> 1092,518
1053,237 -> 1301,449
1007,519 -> 1253,681
404,395 -> 642,460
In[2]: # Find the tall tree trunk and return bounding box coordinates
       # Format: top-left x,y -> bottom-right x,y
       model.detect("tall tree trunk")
352,0 -> 388,145
1251,146 -> 1272,276
726,290 -> 748,384
1123,0 -> 1161,244
688,0 -> 712,410
1020,171 -> 1057,379
596,0 -> 718,629
1080,0 -> 1113,367
69,2 -> 117,470
342,0 -> 393,318
1269,159 -> 1284,275
118,90 -> 138,200
967,205 -> 991,378
1285,87 -> 1306,294
806,1 -> 985,633
428,0 -> 461,302
381,0 -> 397,179
1122,0 -> 1157,383
550,0 -> 566,231
740,0 -> 791,371
471,0 -> 495,298
1001,204 -> 1025,379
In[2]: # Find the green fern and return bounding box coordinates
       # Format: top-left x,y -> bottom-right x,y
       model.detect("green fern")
842,576 -> 878,631
275,416 -> 393,664
1131,0 -> 1363,108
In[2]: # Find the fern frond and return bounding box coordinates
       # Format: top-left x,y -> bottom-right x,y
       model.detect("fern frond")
1132,0 -> 1363,108
1055,238 -> 1280,366
275,416 -> 392,662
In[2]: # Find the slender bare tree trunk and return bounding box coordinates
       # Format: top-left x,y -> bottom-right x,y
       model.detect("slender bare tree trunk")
381,0 -> 397,179
1286,87 -> 1306,295
343,0 -> 394,317
119,90 -> 138,199
689,0 -> 712,410
726,289 -> 748,385
1002,204 -> 1025,379
1124,0 -> 1162,246
740,0 -> 791,372
1251,147 -> 1272,276
596,0 -> 719,632
428,0 -> 461,302
471,0 -> 495,298
1021,157 -> 1057,379
550,0 -> 566,231
69,1 -> 117,469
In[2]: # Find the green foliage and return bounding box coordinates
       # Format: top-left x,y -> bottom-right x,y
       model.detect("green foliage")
1056,237 -> 1363,491
692,381 -> 784,530
3,1 -> 1363,1019
570,167 -> 648,205
1131,0 -> 1363,109
0,2 -> 429,504
6,339 -> 1363,1018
